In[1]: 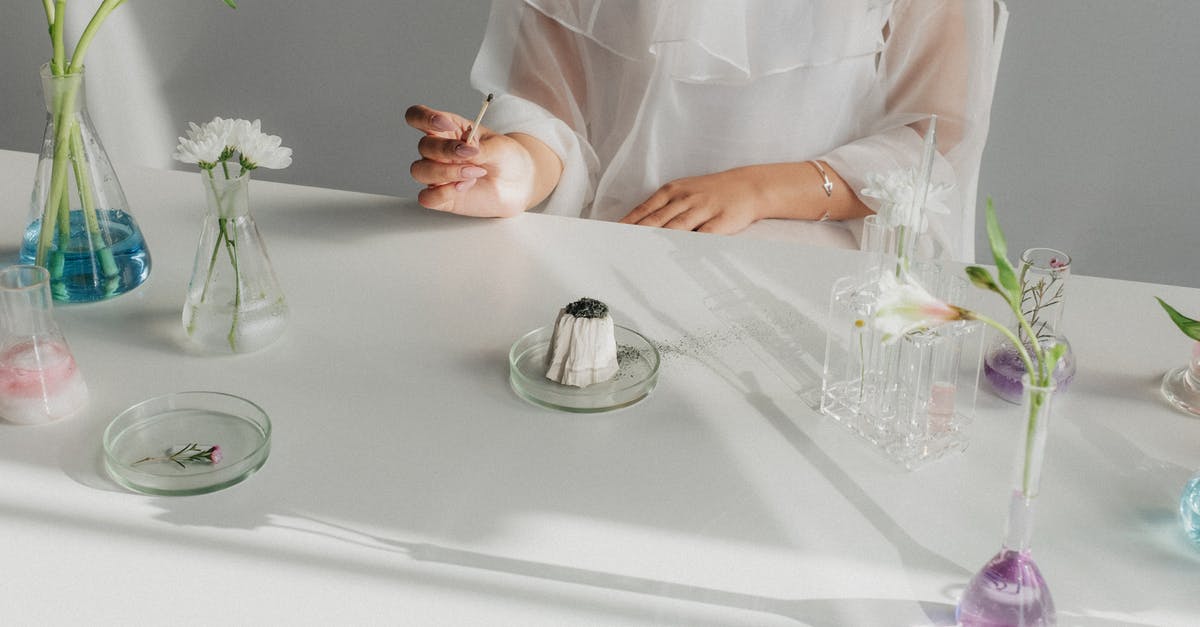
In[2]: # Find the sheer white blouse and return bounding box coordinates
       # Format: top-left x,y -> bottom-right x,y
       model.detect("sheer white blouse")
470,0 -> 1003,261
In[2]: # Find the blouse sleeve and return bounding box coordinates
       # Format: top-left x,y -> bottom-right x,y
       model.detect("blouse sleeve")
468,0 -> 599,217
821,0 -> 1003,261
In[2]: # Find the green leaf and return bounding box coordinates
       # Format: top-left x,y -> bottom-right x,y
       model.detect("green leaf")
1045,341 -> 1068,371
965,266 -> 1001,294
223,0 -> 238,8
984,198 -> 1020,306
1156,297 -> 1200,341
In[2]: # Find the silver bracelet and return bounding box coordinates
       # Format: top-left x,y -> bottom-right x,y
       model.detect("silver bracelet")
809,160 -> 833,197
809,160 -> 833,221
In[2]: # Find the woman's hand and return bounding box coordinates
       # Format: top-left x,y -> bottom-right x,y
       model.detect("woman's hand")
406,104 -> 557,218
619,162 -> 869,234
618,168 -> 769,234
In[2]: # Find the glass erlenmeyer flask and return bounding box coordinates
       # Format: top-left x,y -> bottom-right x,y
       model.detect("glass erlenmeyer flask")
182,170 -> 288,353
983,248 -> 1076,403
0,265 -> 89,424
20,63 -> 151,302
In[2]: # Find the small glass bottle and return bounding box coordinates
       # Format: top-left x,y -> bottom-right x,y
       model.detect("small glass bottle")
1160,341 -> 1200,417
958,375 -> 1058,627
0,265 -> 88,424
21,63 -> 151,302
983,248 -> 1077,403
182,169 -> 288,353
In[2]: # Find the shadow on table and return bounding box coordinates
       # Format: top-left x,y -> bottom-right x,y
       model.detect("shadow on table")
611,239 -> 970,579
660,242 -> 831,410
3,493 -> 1160,627
269,515 -> 964,627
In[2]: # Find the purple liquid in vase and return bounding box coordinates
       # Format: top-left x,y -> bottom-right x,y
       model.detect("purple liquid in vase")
984,343 -> 1075,403
957,549 -> 1056,627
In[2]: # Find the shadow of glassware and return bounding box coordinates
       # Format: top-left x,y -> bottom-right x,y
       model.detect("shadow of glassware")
1,491 -> 965,625
610,252 -> 972,577
3,494 -> 1167,626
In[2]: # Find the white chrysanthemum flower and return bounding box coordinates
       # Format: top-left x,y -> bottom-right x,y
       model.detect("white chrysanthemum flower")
228,118 -> 263,151
871,272 -> 968,343
172,132 -> 225,168
860,168 -> 952,232
238,131 -> 292,170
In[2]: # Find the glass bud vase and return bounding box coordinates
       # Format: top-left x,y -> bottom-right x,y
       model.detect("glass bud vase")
958,375 -> 1058,627
0,265 -> 89,424
1160,341 -> 1200,417
821,216 -> 983,469
983,248 -> 1076,404
20,63 -> 151,302
182,170 -> 288,354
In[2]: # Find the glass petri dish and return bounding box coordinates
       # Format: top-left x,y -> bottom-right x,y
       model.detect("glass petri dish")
509,325 -> 660,413
103,391 -> 271,496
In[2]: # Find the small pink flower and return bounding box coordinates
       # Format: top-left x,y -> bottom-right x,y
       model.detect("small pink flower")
132,443 -> 223,468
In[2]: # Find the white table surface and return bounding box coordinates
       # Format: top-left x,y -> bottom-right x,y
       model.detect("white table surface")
2,149 -> 1198,626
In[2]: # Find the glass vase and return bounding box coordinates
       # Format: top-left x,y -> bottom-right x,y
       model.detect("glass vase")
1160,341 -> 1200,417
958,375 -> 1058,627
983,248 -> 1076,403
182,170 -> 288,354
0,265 -> 88,424
20,63 -> 151,302
821,216 -> 983,469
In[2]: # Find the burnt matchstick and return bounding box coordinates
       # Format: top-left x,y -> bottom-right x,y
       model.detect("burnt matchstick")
466,93 -> 494,144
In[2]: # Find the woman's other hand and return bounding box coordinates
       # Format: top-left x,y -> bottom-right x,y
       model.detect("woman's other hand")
619,168 -> 771,234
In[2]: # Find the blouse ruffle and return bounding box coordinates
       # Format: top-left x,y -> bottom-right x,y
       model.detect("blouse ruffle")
522,0 -> 892,83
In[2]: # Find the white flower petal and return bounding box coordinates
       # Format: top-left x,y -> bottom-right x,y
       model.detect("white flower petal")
239,131 -> 292,169
860,167 -> 954,232
871,273 -> 964,342
172,133 -> 224,165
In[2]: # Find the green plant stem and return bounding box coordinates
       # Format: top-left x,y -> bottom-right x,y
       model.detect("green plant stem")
894,224 -> 908,278
67,0 -> 127,74
223,219 -> 242,351
1009,297 -> 1050,384
42,1 -> 56,33
967,311 -> 1036,381
195,169 -> 243,350
966,311 -> 1048,499
196,171 -> 225,306
36,76 -> 79,269
1022,387 -> 1048,498
69,124 -> 119,292
50,0 -> 66,74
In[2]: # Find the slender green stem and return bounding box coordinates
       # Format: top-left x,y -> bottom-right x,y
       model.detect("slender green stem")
69,122 -> 119,292
51,0 -> 66,75
967,311 -> 1037,384
36,75 -> 80,270
894,224 -> 908,278
67,0 -> 127,74
1008,297 -> 1050,384
42,1 -> 56,31
196,171 -> 224,306
968,311 -> 1050,498
1022,388 -> 1047,497
223,221 -> 242,351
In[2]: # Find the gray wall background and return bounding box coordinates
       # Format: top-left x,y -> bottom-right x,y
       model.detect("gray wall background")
2,1 -> 1196,288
